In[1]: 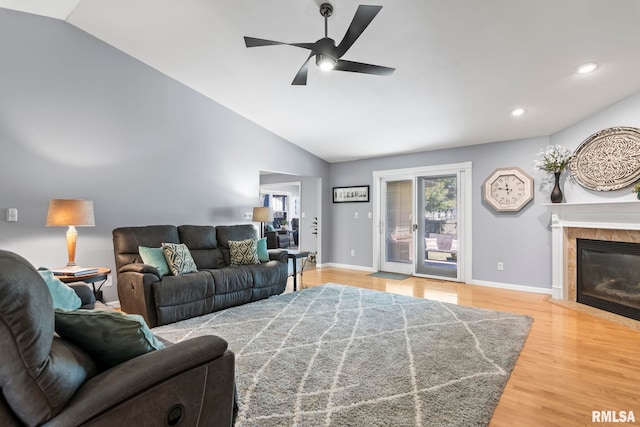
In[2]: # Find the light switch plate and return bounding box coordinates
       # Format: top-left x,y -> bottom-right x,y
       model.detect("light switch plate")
6,208 -> 18,222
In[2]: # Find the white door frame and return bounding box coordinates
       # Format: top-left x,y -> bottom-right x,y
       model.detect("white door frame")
372,162 -> 472,282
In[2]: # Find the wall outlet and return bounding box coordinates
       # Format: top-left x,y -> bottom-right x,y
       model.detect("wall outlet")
368,212 -> 372,219
350,249 -> 355,256
497,262 -> 504,271
354,212 -> 359,219
244,211 -> 252,220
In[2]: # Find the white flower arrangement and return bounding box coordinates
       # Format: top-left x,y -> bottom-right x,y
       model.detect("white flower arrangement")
533,145 -> 573,173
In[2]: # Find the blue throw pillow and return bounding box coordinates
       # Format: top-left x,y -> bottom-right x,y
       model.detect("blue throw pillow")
139,246 -> 170,276
54,309 -> 165,370
38,268 -> 82,310
257,237 -> 269,262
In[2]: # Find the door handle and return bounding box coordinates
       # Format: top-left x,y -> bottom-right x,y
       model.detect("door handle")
412,224 -> 418,232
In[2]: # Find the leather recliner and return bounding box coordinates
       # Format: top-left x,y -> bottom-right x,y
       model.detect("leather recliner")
265,228 -> 290,249
0,250 -> 236,426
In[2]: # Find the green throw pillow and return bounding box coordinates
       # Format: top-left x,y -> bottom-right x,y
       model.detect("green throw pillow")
162,243 -> 197,275
256,237 -> 269,262
38,268 -> 82,310
139,246 -> 170,276
229,238 -> 260,266
54,309 -> 164,370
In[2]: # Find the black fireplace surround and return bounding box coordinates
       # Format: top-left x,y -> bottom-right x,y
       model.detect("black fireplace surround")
577,238 -> 640,321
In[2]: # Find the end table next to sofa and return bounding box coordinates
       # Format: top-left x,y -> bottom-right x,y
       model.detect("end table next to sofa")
57,267 -> 111,302
287,250 -> 309,291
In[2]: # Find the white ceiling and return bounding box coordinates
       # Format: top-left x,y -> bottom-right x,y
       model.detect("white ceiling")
3,0 -> 640,162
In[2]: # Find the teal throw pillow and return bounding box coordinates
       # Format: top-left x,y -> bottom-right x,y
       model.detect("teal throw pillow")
256,237 -> 269,262
229,238 -> 260,266
161,243 -> 197,275
38,268 -> 82,310
139,246 -> 170,276
54,309 -> 165,370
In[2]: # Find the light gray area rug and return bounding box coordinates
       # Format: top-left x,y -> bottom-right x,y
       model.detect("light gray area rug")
153,283 -> 532,426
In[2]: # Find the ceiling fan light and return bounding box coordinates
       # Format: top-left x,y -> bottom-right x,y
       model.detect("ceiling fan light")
577,62 -> 598,74
316,54 -> 337,71
510,108 -> 526,117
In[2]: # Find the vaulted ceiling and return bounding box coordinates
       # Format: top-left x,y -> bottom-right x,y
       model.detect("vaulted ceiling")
3,0 -> 640,162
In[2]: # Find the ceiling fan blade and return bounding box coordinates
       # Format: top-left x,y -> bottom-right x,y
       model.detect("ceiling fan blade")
292,53 -> 315,85
336,5 -> 382,58
244,36 -> 315,50
334,59 -> 395,76
244,36 -> 286,47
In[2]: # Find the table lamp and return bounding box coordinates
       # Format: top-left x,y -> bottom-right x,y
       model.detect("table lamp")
46,199 -> 95,267
252,207 -> 273,238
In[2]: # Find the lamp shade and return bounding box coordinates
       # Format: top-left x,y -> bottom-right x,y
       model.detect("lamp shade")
46,199 -> 95,227
252,207 -> 273,223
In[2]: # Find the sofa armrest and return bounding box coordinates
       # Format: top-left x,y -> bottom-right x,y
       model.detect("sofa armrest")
119,262 -> 160,277
45,335 -> 235,427
68,282 -> 96,307
116,269 -> 161,327
268,249 -> 288,263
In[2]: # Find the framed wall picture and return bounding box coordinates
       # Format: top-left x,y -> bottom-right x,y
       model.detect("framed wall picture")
333,185 -> 370,203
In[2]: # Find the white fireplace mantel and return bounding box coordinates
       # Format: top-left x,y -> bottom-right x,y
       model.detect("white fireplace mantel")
547,200 -> 640,300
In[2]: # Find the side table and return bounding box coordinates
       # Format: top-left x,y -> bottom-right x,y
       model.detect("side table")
287,250 -> 309,291
57,267 -> 111,302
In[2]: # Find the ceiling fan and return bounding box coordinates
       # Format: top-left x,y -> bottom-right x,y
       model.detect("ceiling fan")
244,3 -> 395,85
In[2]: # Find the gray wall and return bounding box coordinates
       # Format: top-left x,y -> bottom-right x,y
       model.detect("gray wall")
330,90 -> 640,290
0,9 -> 329,301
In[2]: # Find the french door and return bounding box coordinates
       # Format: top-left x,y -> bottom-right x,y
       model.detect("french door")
374,163 -> 471,282
380,178 -> 414,275
416,174 -> 459,279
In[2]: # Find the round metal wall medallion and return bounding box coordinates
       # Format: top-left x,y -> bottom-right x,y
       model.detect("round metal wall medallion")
569,126 -> 640,191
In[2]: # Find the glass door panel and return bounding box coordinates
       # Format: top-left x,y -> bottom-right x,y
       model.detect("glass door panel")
416,174 -> 459,279
381,179 -> 414,274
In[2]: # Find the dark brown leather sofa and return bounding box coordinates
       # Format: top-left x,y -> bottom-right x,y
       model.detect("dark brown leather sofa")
113,224 -> 288,327
0,250 -> 235,426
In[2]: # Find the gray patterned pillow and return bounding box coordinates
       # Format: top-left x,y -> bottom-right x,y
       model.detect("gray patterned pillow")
161,243 -> 197,275
229,238 -> 260,266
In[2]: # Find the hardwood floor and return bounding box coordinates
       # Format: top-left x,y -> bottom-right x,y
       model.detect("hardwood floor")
289,266 -> 640,427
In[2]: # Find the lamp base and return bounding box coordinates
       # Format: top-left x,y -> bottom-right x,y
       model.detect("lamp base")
66,225 -> 78,267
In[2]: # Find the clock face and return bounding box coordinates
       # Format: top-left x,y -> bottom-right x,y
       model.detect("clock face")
483,167 -> 534,212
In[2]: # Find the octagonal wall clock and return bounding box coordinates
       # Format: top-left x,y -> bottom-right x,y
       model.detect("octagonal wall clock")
483,167 -> 534,212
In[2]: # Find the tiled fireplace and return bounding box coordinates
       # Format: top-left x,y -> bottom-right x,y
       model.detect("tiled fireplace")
549,200 -> 640,322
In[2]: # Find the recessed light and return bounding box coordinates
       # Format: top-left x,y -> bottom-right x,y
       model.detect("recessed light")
511,108 -> 526,117
577,62 -> 598,74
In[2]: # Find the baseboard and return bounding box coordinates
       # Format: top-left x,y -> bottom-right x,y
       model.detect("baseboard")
467,279 -> 552,295
322,262 -> 375,272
